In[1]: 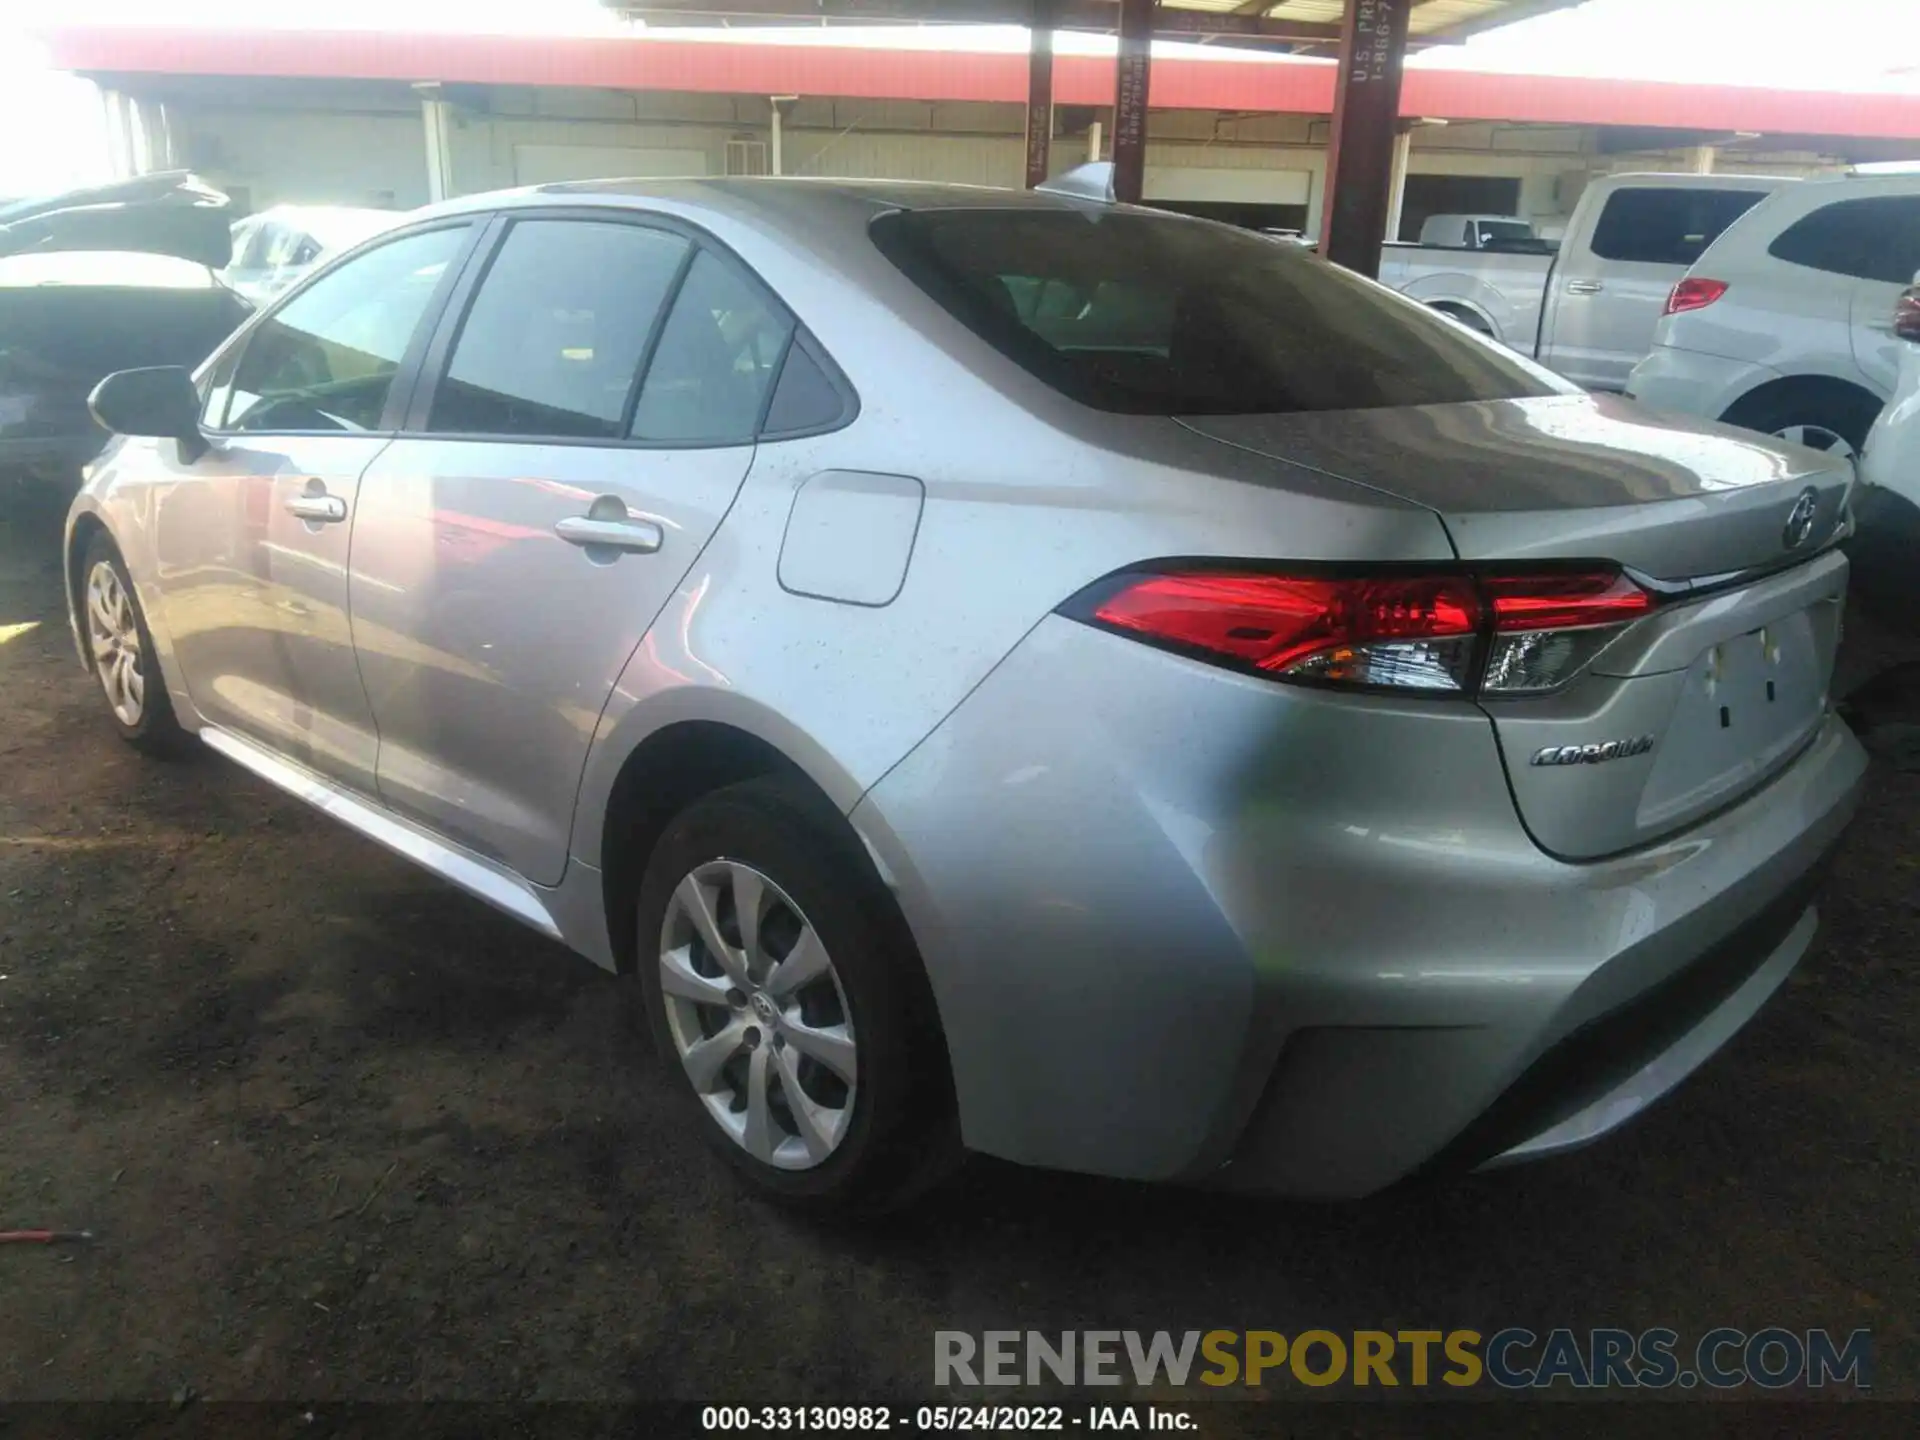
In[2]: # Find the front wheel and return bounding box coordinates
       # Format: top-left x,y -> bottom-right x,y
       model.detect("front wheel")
633,776 -> 957,1212
79,534 -> 190,756
1727,387 -> 1884,463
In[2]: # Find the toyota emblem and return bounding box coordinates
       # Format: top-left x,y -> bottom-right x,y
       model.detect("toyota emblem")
1783,488 -> 1819,550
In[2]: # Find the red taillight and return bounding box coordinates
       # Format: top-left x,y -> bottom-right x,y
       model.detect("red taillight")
1076,567 -> 1653,696
1480,570 -> 1655,632
1894,286 -> 1920,343
1664,278 -> 1728,317
1091,573 -> 1479,675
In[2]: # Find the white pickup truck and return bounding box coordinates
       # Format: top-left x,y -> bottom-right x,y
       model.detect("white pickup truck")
1413,213 -> 1545,250
1377,173 -> 1793,391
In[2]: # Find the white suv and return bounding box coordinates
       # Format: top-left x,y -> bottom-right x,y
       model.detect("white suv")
1627,172 -> 1920,460
1852,275 -> 1920,614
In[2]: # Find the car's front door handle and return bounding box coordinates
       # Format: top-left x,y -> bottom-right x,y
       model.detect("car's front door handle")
284,491 -> 347,524
1565,279 -> 1605,296
554,511 -> 663,554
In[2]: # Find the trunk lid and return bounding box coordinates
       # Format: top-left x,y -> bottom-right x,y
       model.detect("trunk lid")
1178,392 -> 1852,580
0,171 -> 234,269
1180,392 -> 1854,858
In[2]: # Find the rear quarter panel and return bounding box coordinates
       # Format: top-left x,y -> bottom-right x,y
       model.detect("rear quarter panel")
564,399 -> 1455,870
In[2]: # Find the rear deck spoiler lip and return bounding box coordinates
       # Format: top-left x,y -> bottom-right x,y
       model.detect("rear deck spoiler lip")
1628,513 -> 1855,600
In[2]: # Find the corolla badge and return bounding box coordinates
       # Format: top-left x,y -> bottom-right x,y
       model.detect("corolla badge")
1530,735 -> 1655,767
1783,488 -> 1820,550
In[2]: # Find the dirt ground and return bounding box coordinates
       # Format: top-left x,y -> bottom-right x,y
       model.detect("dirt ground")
2,478 -> 1917,1418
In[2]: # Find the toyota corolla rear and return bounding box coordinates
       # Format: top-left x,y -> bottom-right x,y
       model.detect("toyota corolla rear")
836,199 -> 1867,1196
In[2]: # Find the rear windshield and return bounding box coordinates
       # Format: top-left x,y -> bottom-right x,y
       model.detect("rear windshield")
869,207 -> 1566,416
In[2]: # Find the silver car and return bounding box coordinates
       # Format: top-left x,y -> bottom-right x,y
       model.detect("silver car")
66,178 -> 1866,1209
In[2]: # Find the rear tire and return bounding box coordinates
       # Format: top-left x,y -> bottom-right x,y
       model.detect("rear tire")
633,775 -> 958,1213
1724,385 -> 1883,463
79,533 -> 191,757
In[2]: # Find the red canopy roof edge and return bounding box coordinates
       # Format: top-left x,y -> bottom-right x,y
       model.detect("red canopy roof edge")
41,26 -> 1920,142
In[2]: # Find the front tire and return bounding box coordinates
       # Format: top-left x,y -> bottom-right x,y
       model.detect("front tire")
633,776 -> 957,1213
80,534 -> 190,757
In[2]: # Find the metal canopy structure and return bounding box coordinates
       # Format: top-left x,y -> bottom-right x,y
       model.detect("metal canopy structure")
606,1 -> 1576,50
606,1 -> 1590,275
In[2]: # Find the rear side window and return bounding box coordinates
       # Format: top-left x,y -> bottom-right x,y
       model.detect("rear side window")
1587,187 -> 1772,266
630,249 -> 792,445
761,336 -> 846,437
1767,196 -> 1920,285
430,219 -> 690,439
870,208 -> 1565,417
225,224 -> 468,433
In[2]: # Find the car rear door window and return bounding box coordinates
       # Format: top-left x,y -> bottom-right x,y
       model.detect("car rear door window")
224,224 -> 469,433
428,219 -> 690,440
871,207 -> 1565,416
1587,187 -> 1773,266
630,249 -> 793,445
1767,196 -> 1920,285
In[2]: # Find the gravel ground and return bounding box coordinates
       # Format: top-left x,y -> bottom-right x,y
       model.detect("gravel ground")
1,480 -> 1916,1423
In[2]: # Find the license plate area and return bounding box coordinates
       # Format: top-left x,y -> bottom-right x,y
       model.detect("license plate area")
1636,607 -> 1830,832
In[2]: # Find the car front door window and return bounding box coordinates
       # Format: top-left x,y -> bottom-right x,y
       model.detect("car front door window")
223,225 -> 469,434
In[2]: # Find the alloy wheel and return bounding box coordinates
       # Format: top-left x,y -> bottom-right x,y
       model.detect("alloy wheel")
85,560 -> 145,728
1772,423 -> 1858,462
658,859 -> 858,1171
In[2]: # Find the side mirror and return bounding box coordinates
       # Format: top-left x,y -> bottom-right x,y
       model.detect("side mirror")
88,366 -> 207,461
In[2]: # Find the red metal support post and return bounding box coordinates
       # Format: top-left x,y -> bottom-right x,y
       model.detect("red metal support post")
1112,0 -> 1155,203
1319,0 -> 1412,277
1025,2 -> 1054,188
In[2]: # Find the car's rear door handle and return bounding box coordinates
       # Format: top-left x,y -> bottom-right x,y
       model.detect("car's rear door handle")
284,489 -> 347,524
554,509 -> 663,554
1565,279 -> 1605,296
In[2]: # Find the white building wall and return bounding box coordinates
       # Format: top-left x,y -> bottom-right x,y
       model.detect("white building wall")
160,86 -> 1854,227
174,105 -> 427,209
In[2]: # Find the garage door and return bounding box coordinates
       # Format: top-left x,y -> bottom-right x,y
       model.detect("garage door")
1143,167 -> 1311,206
511,145 -> 710,186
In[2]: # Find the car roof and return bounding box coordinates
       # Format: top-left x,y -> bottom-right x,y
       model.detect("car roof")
1586,171 -> 1796,192
412,175 -> 1114,229
1791,170 -> 1920,197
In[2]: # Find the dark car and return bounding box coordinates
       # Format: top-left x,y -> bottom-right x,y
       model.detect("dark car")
0,172 -> 249,485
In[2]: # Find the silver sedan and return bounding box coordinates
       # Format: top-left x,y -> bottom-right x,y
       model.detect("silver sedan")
66,178 -> 1866,1209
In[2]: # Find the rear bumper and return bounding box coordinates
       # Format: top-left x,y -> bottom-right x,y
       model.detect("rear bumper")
855,615 -> 1867,1196
1627,346 -> 1780,424
1466,872 -> 1822,1171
